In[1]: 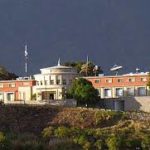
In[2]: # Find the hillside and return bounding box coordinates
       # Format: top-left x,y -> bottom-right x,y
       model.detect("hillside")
0,105 -> 149,149
0,105 -> 149,133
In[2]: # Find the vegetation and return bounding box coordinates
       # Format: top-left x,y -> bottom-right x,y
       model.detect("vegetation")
68,78 -> 100,106
42,124 -> 150,150
0,66 -> 18,80
31,93 -> 37,100
64,61 -> 103,76
0,105 -> 149,149
147,72 -> 150,89
64,61 -> 85,73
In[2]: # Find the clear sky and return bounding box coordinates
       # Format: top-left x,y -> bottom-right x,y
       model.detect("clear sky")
0,0 -> 149,76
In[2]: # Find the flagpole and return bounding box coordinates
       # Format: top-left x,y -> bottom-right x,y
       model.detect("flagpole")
24,44 -> 28,76
25,59 -> 28,75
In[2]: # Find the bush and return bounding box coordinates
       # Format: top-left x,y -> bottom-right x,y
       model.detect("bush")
141,135 -> 150,150
125,138 -> 142,149
106,135 -> 122,150
54,127 -> 70,138
74,134 -> 92,150
94,139 -> 104,150
31,94 -> 36,100
42,126 -> 54,139
0,132 -> 11,150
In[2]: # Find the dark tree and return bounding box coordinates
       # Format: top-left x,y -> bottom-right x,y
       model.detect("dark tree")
0,66 -> 18,80
64,61 -> 103,76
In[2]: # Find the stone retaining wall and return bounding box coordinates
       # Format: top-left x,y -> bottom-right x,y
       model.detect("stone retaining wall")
124,96 -> 150,112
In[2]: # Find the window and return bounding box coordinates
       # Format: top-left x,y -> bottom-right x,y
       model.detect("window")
118,79 -> 123,83
128,78 -> 135,82
116,88 -> 123,97
8,83 -> 15,88
126,88 -> 134,96
56,80 -> 60,85
138,87 -> 146,96
141,78 -> 147,82
36,81 -> 39,85
95,80 -> 100,83
50,80 -> 54,85
63,79 -> 66,85
69,79 -> 72,84
44,80 -> 48,85
104,89 -> 112,97
7,93 -> 14,101
106,79 -> 112,83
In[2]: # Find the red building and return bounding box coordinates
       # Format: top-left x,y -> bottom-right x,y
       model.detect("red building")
85,73 -> 149,99
0,78 -> 36,103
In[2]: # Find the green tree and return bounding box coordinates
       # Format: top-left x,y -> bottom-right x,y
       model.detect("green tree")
69,78 -> 99,106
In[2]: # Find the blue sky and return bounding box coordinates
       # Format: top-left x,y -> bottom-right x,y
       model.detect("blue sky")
0,0 -> 149,75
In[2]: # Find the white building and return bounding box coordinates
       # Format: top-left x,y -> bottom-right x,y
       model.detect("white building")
33,60 -> 77,100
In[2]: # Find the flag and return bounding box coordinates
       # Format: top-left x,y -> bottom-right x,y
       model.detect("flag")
25,45 -> 28,59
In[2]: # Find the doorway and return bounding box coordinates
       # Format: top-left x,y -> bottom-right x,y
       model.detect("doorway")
49,93 -> 54,100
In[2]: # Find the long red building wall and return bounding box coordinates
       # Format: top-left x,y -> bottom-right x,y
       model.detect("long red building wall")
0,80 -> 36,101
86,74 -> 149,88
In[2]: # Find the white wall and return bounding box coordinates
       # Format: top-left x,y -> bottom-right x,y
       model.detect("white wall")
18,87 -> 32,101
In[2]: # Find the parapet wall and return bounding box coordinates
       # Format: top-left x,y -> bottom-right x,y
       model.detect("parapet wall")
4,99 -> 77,107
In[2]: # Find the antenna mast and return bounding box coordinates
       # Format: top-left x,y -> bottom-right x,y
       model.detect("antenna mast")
24,44 -> 28,76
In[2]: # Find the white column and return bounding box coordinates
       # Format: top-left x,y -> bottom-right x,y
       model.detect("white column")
101,88 -> 104,98
112,88 -> 116,98
54,75 -> 57,85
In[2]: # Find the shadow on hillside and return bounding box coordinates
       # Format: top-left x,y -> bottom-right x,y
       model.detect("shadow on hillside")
0,105 -> 62,134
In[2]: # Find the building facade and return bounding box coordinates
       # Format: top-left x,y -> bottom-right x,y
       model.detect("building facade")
0,78 -> 36,104
85,73 -> 150,99
85,73 -> 150,112
33,61 -> 77,100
